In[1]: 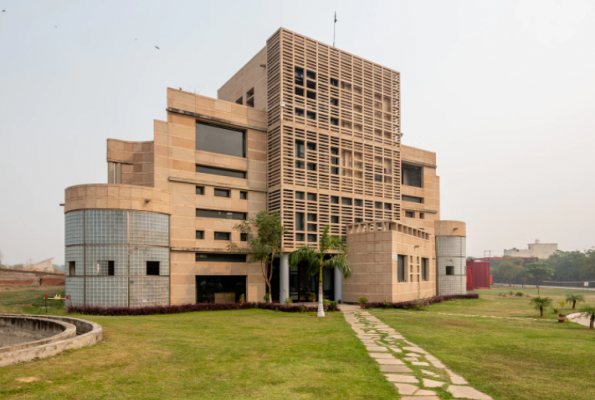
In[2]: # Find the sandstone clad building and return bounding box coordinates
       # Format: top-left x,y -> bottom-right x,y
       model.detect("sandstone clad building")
63,28 -> 467,307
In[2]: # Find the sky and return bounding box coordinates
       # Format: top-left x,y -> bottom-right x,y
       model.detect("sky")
0,0 -> 594,265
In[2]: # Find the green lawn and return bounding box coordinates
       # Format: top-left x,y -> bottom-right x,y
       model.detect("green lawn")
369,287 -> 595,400
0,287 -> 395,400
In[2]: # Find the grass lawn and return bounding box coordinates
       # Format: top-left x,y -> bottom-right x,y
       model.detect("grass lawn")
0,287 -> 396,400
369,287 -> 595,400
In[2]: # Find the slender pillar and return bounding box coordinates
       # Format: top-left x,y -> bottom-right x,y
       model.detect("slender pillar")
334,268 -> 343,302
280,254 -> 289,304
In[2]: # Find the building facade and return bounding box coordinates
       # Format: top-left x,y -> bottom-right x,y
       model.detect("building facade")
64,28 -> 466,307
503,240 -> 558,259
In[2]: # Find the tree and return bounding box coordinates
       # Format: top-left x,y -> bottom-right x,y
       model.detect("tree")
580,306 -> 595,330
525,262 -> 554,295
494,260 -> 523,287
290,225 -> 351,317
530,296 -> 553,317
229,211 -> 285,303
566,294 -> 585,310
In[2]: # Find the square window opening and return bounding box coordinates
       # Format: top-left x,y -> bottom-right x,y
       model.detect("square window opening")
146,261 -> 160,276
446,266 -> 455,276
196,230 -> 204,240
214,232 -> 231,241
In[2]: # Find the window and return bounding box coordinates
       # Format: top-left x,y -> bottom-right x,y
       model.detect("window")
307,162 -> 317,171
214,189 -> 230,198
402,164 -> 423,187
96,260 -> 115,276
331,117 -> 339,126
246,88 -> 254,108
196,165 -> 246,179
296,191 -> 305,200
69,261 -> 76,276
241,233 -> 247,242
355,218 -> 363,223
374,174 -> 382,182
196,186 -> 204,195
375,202 -> 382,209
331,167 -> 339,175
296,233 -> 305,241
384,203 -> 392,210
341,198 -> 352,205
196,230 -> 204,239
196,253 -> 246,262
307,193 -> 317,201
295,87 -> 304,96
331,147 -> 339,155
398,255 -> 406,282
240,191 -> 247,200
296,213 -> 305,231
354,199 -> 363,207
196,122 -> 245,158
331,196 -> 339,204
307,214 -> 317,222
402,195 -> 423,203
330,97 -> 339,106
307,111 -> 316,120
446,266 -> 455,276
330,78 -> 339,87
419,213 -> 425,219
236,96 -> 243,105
214,232 -> 231,241
147,261 -> 160,276
307,80 -> 316,90
295,160 -> 305,169
331,216 -> 339,224
331,157 -> 339,165
295,108 -> 304,117
295,67 -> 304,85
196,209 -> 246,220
306,142 -> 316,151
108,261 -> 115,276
295,140 -> 305,158
307,91 -> 316,100
308,234 -> 317,242
307,70 -> 316,79
405,211 -> 415,218
422,258 -> 429,281
307,224 -> 317,232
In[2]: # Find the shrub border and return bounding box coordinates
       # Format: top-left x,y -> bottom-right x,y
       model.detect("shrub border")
67,302 -> 340,316
365,293 -> 479,309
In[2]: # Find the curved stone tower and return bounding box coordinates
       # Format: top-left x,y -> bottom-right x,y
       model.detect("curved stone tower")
434,221 -> 467,296
64,184 -> 171,307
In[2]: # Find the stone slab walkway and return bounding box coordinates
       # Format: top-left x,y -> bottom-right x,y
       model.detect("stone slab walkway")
343,309 -> 493,400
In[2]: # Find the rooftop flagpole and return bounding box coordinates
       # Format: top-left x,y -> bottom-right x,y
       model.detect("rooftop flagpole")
333,11 -> 337,47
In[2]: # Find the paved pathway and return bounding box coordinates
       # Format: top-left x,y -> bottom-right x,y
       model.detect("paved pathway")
343,308 -> 493,400
568,312 -> 592,328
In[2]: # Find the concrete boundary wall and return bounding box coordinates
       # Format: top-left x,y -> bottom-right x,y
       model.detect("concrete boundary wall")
0,316 -> 76,354
0,314 -> 102,368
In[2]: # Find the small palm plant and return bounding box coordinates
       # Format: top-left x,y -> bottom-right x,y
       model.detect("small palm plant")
566,294 -> 585,310
556,300 -> 567,315
530,296 -> 553,317
290,225 -> 351,317
581,306 -> 595,330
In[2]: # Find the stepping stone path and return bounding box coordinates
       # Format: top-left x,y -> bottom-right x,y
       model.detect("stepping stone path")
344,309 -> 493,399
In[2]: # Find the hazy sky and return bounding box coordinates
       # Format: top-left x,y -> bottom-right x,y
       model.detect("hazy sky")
1,0 -> 594,265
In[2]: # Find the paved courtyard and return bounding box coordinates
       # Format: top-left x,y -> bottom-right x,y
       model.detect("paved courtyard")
343,307 -> 493,400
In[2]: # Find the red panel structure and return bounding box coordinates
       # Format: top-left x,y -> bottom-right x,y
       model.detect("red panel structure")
466,266 -> 474,291
468,261 -> 491,289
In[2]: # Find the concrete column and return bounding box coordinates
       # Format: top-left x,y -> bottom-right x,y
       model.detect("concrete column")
334,268 -> 343,302
280,253 -> 289,304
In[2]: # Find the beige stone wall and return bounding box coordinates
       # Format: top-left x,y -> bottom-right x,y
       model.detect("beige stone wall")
401,145 -> 440,235
107,139 -> 154,187
434,220 -> 466,237
344,221 -> 436,303
153,89 -> 268,305
218,46 -> 267,111
64,184 -> 171,214
504,242 -> 558,259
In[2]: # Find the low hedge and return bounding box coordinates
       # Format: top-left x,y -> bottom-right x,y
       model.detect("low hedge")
67,302 -> 340,316
365,293 -> 479,309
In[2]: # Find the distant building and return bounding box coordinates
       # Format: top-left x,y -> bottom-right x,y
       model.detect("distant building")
503,240 -> 558,260
24,258 -> 59,273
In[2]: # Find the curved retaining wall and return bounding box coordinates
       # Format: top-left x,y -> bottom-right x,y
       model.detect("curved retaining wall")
0,316 -> 76,353
0,314 -> 102,368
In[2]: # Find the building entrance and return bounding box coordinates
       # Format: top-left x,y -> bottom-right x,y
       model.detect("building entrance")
196,275 -> 246,303
289,262 -> 334,302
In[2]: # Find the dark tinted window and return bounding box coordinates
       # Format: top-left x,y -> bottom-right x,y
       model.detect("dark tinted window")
296,213 -> 305,231
147,261 -> 160,276
196,253 -> 247,262
331,216 -> 339,223
196,122 -> 245,158
196,186 -> 204,195
296,233 -> 305,241
307,111 -> 316,120
307,193 -> 317,201
69,261 -> 76,276
375,202 -> 382,209
307,70 -> 316,79
402,164 -> 423,187
330,78 -> 339,87
307,234 -> 317,242
295,160 -> 305,169
330,98 -> 339,106
108,260 -> 115,276
196,230 -> 204,239
240,191 -> 247,200
196,275 -> 246,303
296,191 -> 305,200
384,203 -> 392,210
295,67 -> 304,85
308,223 -> 317,232
307,142 -> 316,151
331,117 -> 339,126
307,214 -> 317,222
307,162 -> 317,171
295,140 -> 305,158
354,199 -> 363,207
295,108 -> 304,117
446,266 -> 455,276
341,198 -> 352,205
196,209 -> 246,220
331,167 -> 339,175
331,196 -> 339,204
398,255 -> 406,282
241,233 -> 248,242
214,189 -> 230,198
405,211 -> 415,218
307,80 -> 316,89
422,258 -> 429,281
331,147 -> 339,155
214,232 -> 230,240
196,165 -> 246,179
374,174 -> 382,182
402,195 -> 423,203
307,91 -> 316,100
295,87 -> 304,96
